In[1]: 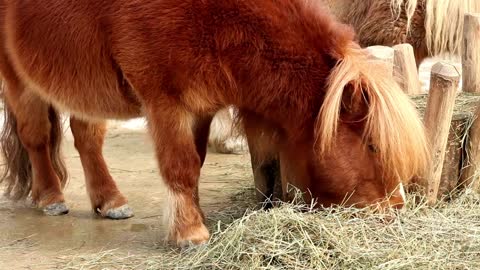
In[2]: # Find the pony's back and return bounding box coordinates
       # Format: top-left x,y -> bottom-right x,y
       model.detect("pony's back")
107,0 -> 357,128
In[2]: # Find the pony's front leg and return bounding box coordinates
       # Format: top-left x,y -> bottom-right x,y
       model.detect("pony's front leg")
70,117 -> 133,219
147,105 -> 209,247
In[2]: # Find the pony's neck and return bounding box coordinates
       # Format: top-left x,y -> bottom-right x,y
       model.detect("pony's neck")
223,52 -> 328,136
177,0 -> 353,136
189,0 -> 347,134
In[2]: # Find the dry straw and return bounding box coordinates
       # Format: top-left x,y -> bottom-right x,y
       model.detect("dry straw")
58,188 -> 480,270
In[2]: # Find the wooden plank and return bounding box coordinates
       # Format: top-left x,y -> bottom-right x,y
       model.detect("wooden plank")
365,45 -> 394,74
393,44 -> 422,94
439,116 -> 468,198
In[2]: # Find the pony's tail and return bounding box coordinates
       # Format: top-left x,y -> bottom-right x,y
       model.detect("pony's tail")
316,43 -> 429,183
0,88 -> 67,200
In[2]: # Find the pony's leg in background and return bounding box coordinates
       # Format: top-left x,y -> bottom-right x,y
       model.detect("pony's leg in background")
194,115 -> 213,166
243,115 -> 283,208
69,117 -> 133,219
208,106 -> 248,154
188,116 -> 213,208
247,141 -> 282,209
147,105 -> 209,247
1,86 -> 68,215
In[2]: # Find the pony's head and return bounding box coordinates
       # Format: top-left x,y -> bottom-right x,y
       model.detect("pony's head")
282,42 -> 429,209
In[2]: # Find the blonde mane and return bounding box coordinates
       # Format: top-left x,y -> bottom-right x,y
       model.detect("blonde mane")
391,0 -> 480,56
390,0 -> 418,31
316,43 -> 429,184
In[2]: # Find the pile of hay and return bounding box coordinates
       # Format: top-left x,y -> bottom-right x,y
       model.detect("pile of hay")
411,92 -> 480,119
60,189 -> 480,270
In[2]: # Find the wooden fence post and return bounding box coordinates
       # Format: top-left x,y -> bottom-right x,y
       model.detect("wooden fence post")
462,13 -> 480,93
423,62 -> 460,204
393,44 -> 422,94
460,13 -> 480,190
365,45 -> 394,73
366,45 -> 422,94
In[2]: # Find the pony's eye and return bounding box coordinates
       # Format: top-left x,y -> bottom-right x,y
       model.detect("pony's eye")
368,144 -> 378,153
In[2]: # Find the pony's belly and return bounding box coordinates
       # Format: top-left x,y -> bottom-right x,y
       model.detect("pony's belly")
7,50 -> 143,119
43,87 -> 144,120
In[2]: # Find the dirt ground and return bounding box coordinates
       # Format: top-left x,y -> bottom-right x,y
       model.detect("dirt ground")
0,120 -> 255,269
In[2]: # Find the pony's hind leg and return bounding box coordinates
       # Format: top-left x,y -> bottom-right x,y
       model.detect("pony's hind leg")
69,117 -> 133,219
2,88 -> 68,215
147,105 -> 209,247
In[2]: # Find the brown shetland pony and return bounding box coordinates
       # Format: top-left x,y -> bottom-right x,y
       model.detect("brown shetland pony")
0,0 -> 428,246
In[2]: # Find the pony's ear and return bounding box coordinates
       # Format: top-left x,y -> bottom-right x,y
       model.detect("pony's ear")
340,80 -> 369,123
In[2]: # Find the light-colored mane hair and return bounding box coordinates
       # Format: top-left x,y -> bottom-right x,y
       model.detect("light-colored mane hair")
316,42 -> 429,184
391,0 -> 480,56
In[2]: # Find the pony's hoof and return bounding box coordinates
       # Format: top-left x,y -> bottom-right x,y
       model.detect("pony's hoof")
104,204 -> 134,219
43,202 -> 69,216
179,240 -> 209,250
175,224 -> 210,248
